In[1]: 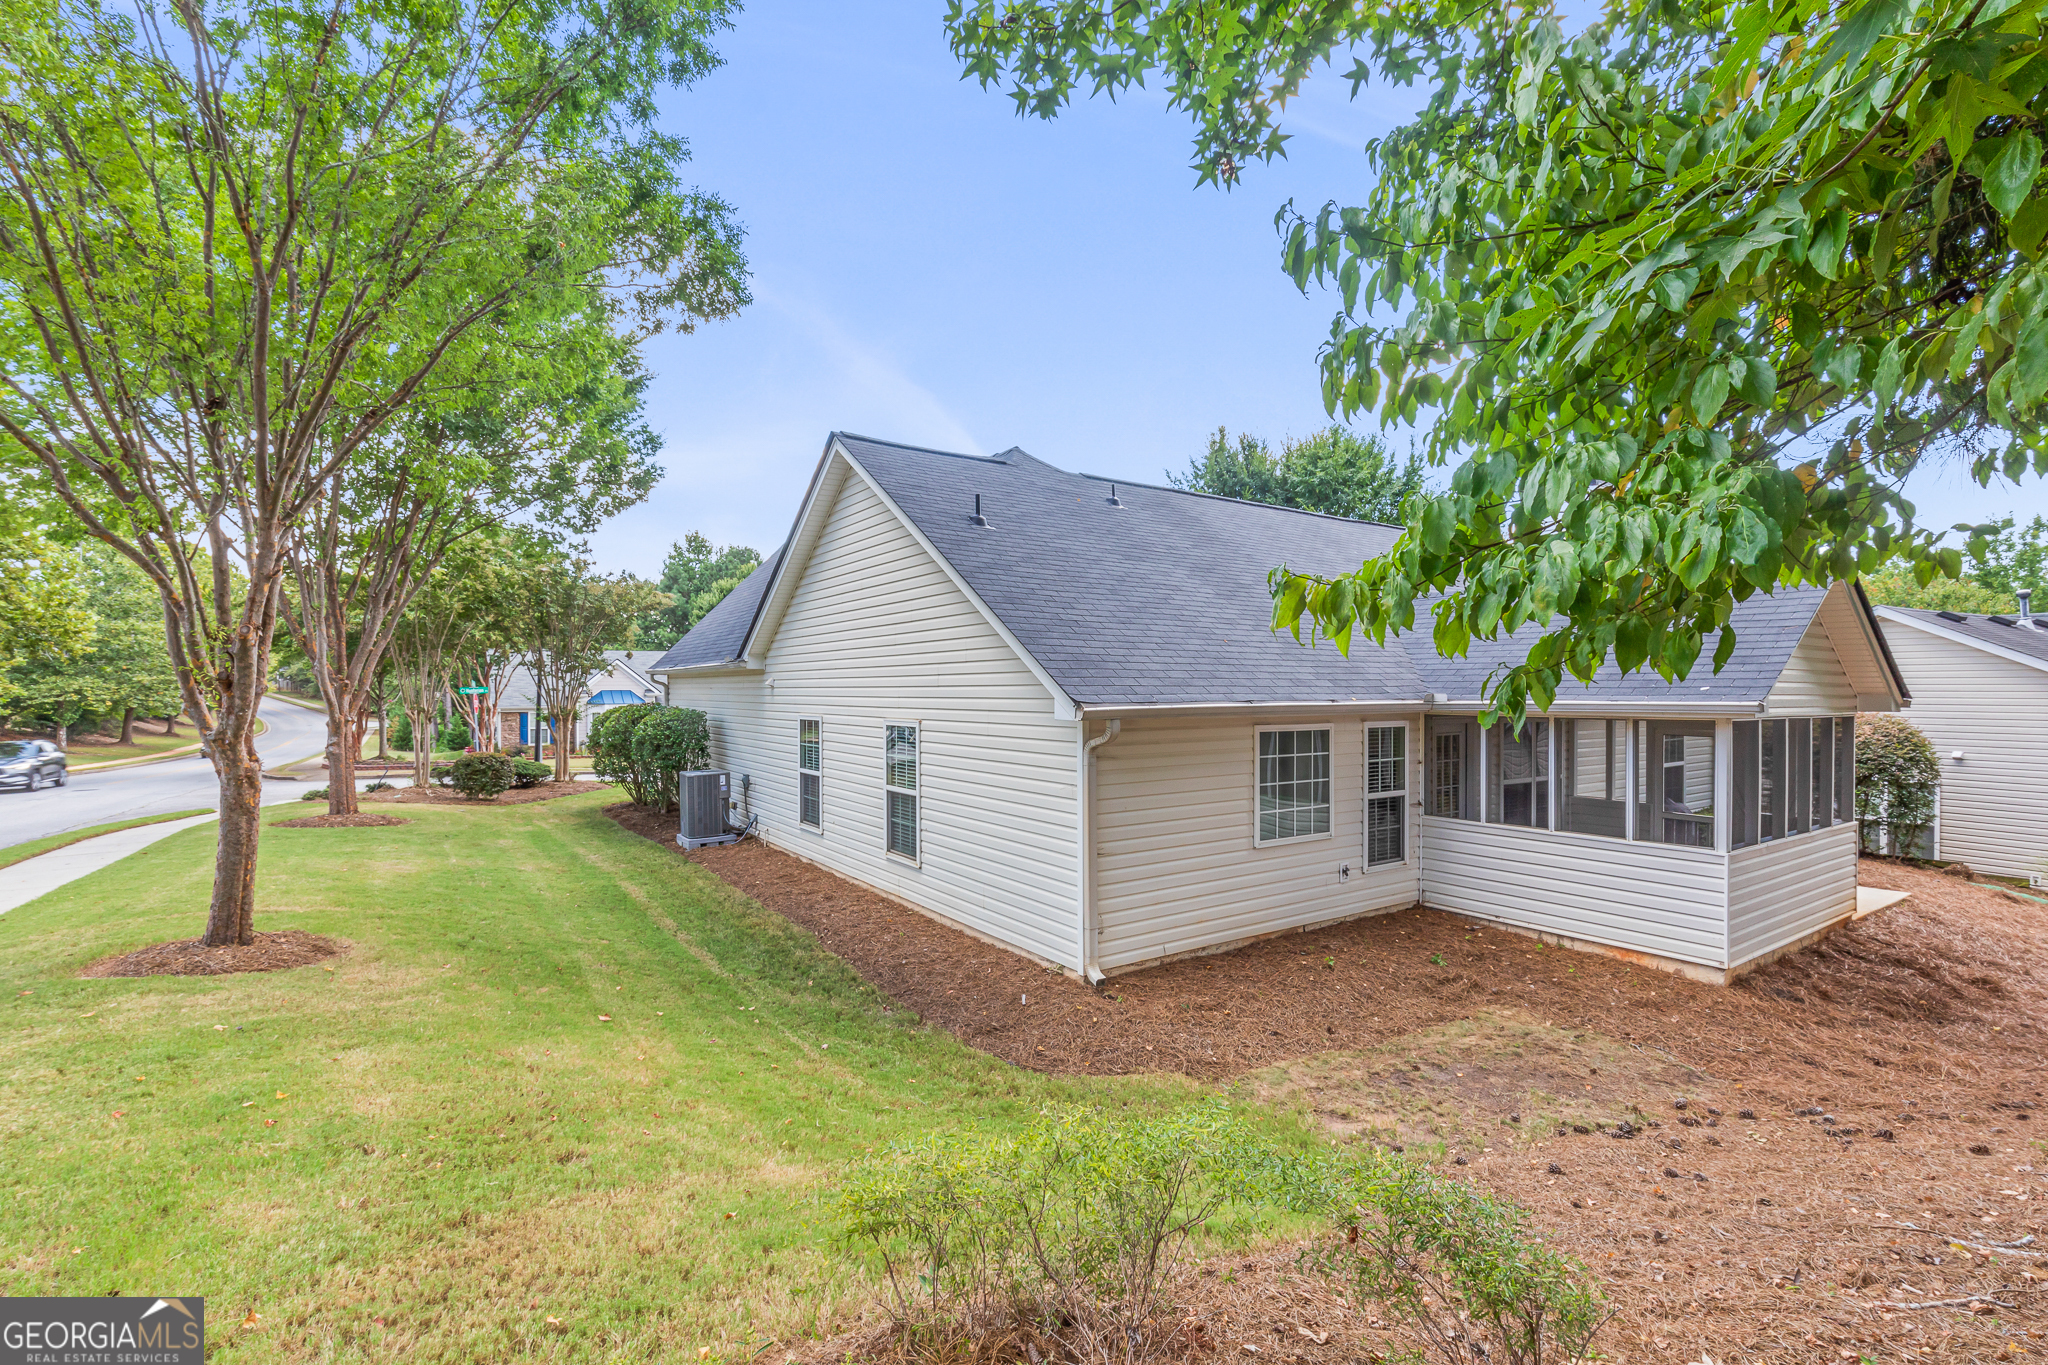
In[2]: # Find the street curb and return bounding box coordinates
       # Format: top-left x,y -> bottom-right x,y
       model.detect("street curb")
265,692 -> 327,713
64,715 -> 271,774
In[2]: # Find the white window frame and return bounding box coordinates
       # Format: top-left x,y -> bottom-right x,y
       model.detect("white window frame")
1365,722 -> 1409,866
1253,725 -> 1335,847
884,722 -> 920,865
798,718 -> 822,831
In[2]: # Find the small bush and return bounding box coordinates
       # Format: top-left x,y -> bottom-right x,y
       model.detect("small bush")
1856,713 -> 1941,856
300,787 -> 329,802
389,713 -> 413,750
508,758 -> 552,789
629,707 -> 710,813
364,780 -> 395,793
429,762 -> 454,787
450,753 -> 515,800
502,743 -> 528,759
589,704 -> 661,805
438,714 -> 471,750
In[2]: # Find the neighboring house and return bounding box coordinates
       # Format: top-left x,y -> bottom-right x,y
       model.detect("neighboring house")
651,433 -> 1909,986
496,650 -> 664,749
1869,598 -> 2048,879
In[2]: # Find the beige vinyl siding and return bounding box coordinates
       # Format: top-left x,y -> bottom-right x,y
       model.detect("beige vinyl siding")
1877,619 -> 2048,878
1726,822 -> 1858,962
665,471 -> 1082,969
1092,713 -> 1421,973
1419,818 -> 1729,967
1763,615 -> 1861,716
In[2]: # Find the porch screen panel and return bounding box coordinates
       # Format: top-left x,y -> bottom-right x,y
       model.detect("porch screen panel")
1760,718 -> 1784,840
1834,715 -> 1856,824
1425,717 -> 1475,819
1558,719 -> 1626,838
1487,720 -> 1548,827
1811,718 -> 1833,830
1787,718 -> 1812,836
1732,720 -> 1760,849
1635,720 -> 1715,846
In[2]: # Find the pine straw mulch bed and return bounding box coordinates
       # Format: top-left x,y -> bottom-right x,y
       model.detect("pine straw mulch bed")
79,929 -> 347,978
270,812 -> 409,829
362,779 -> 606,807
607,804 -> 2048,1360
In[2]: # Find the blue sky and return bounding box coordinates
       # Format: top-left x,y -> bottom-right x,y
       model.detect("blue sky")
585,1 -> 2043,575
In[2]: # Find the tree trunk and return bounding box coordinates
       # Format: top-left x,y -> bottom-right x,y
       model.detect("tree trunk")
410,706 -> 436,790
164,712 -> 179,736
553,710 -> 572,782
120,707 -> 136,745
55,721 -> 68,750
322,676 -> 362,817
207,726 -> 265,946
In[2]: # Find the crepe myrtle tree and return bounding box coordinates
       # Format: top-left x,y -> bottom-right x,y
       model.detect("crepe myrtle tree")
517,555 -> 668,782
950,0 -> 2048,722
0,0 -> 747,944
281,337 -> 665,818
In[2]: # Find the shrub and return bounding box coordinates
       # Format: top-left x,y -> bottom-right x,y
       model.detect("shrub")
503,743 -> 528,759
840,1102 -> 1262,1356
509,758 -> 552,789
588,703 -> 661,805
389,713 -> 413,750
629,706 -> 709,813
1279,1146 -> 1607,1365
300,787 -> 329,802
429,762 -> 454,787
450,753 -> 515,800
1856,713 -> 1941,856
364,780 -> 395,793
437,714 -> 471,751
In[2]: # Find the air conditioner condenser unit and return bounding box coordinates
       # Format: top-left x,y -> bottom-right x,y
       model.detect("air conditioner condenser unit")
679,769 -> 738,849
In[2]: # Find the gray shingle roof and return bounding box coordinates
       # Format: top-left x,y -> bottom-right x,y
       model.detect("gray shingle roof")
1878,603 -> 2048,666
1411,588 -> 1831,704
650,547 -> 783,672
838,434 -> 1421,706
655,433 -> 1877,710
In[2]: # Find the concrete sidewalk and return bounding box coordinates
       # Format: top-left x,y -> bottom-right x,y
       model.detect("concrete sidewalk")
0,813 -> 219,915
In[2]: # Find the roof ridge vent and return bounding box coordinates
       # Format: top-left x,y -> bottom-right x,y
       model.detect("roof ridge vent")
1937,610 -> 1967,622
1991,614 -> 2018,626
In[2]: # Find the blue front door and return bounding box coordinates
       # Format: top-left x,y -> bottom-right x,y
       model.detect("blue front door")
519,712 -> 529,745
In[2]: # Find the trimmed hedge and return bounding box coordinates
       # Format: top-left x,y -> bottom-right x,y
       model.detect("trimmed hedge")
1855,713 -> 1941,856
589,704 -> 709,811
451,753 -> 515,800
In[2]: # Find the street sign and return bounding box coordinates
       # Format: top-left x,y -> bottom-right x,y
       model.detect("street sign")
456,686 -> 489,694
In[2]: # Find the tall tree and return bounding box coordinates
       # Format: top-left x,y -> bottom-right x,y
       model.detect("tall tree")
0,0 -> 747,944
281,337 -> 663,816
950,0 -> 2048,719
1168,425 -> 1425,520
635,531 -> 761,645
2,545 -> 182,747
517,557 -> 667,782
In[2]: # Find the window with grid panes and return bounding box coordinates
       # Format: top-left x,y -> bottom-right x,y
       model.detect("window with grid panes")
884,725 -> 918,859
798,719 -> 821,828
1366,724 -> 1406,865
1257,728 -> 1330,842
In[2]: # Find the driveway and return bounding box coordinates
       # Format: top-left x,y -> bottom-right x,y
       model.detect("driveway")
0,697 -> 334,850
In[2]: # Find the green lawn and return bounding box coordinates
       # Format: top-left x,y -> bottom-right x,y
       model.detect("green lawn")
0,809 -> 213,869
0,791 -> 1212,1361
61,729 -> 203,766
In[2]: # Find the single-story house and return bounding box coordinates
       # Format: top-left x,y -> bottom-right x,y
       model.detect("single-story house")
650,433 -> 1910,985
494,650 -> 664,750
1869,597 -> 2048,879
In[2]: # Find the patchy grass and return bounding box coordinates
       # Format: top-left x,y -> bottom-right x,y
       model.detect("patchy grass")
62,729 -> 205,766
0,809 -> 215,868
0,792 -> 1212,1362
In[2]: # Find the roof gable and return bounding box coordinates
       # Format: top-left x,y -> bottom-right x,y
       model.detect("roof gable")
1873,603 -> 2048,675
648,547 -> 782,672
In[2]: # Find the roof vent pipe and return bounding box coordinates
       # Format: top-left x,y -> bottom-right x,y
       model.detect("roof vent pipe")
2021,588 -> 2034,621
1106,484 -> 1122,508
970,494 -> 989,528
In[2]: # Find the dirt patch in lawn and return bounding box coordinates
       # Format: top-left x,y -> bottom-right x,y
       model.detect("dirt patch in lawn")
609,809 -> 2048,1359
270,813 -> 409,829
80,929 -> 348,978
363,780 -> 606,807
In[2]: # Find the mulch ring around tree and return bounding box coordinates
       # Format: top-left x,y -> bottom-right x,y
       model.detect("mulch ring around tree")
270,813 -> 409,829
363,779 -> 608,806
80,930 -> 348,978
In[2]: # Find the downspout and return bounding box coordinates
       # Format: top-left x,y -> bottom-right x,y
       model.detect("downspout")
1078,715 -> 1122,985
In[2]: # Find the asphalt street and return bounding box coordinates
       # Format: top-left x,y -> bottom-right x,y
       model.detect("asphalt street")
0,697 -> 336,850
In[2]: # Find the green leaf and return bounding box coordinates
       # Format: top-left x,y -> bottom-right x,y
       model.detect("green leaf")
2011,315 -> 2048,408
1984,130 -> 2043,220
1653,266 -> 1699,312
1690,364 -> 1730,423
1736,355 -> 1777,406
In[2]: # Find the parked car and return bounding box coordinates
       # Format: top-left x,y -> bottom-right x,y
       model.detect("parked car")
0,740 -> 67,792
